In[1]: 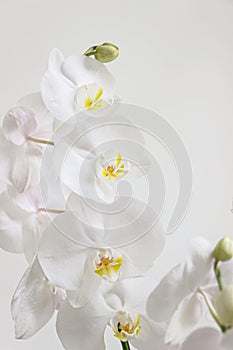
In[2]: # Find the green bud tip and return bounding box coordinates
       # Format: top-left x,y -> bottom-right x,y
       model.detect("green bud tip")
212,237 -> 233,262
84,42 -> 119,63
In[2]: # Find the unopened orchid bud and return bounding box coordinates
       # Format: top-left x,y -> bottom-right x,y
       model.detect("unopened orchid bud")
214,285 -> 233,326
84,42 -> 119,63
212,237 -> 233,262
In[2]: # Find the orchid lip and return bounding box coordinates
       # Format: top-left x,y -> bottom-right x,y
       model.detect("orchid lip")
74,84 -> 105,112
110,310 -> 141,341
94,248 -> 123,281
96,152 -> 130,182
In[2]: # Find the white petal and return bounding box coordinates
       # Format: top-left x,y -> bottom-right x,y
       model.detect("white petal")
56,297 -> 110,350
41,49 -> 77,120
38,219 -> 90,290
131,316 -> 168,350
11,143 -> 42,193
3,106 -> 37,145
66,251 -> 101,307
0,190 -> 25,253
18,92 -> 54,140
104,277 -> 150,314
60,143 -> 96,197
66,193 -> 107,230
165,292 -> 205,345
182,328 -> 221,350
184,237 -> 214,292
0,132 -> 17,185
146,263 -> 185,322
11,260 -> 57,339
120,220 -> 165,277
23,212 -> 51,263
10,184 -> 44,212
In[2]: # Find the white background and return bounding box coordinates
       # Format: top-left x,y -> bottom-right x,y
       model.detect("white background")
0,0 -> 233,349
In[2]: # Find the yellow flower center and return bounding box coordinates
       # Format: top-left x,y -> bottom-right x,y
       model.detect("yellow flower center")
94,250 -> 123,281
101,153 -> 125,180
111,312 -> 141,341
84,87 -> 105,111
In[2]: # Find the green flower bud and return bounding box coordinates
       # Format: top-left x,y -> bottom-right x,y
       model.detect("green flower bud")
84,43 -> 119,63
212,237 -> 233,262
214,285 -> 233,326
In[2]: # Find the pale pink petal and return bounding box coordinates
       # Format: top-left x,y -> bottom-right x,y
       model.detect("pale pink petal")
11,260 -> 57,339
3,106 -> 37,146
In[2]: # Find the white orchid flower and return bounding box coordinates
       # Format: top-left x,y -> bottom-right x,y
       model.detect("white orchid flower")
181,327 -> 233,350
0,185 -> 64,262
0,93 -> 54,192
56,278 -> 168,350
41,109 -> 150,205
146,237 -> 216,345
11,258 -> 66,339
38,193 -> 165,307
40,48 -> 115,121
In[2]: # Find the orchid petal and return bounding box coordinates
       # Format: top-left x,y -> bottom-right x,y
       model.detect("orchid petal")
165,292 -> 206,345
41,48 -> 76,120
131,316 -> 168,350
10,184 -> 44,212
181,328 -> 221,350
38,221 -> 90,290
23,212 -> 51,263
0,191 -> 25,253
11,259 -> 57,339
147,263 -> 185,322
184,237 -> 214,292
3,106 -> 37,146
120,220 -> 165,277
0,132 -> 17,185
56,296 -> 110,350
11,143 -> 42,193
18,93 -> 54,140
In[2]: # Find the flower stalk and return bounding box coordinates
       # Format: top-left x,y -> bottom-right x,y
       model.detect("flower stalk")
27,136 -> 54,146
38,208 -> 65,214
214,260 -> 224,291
120,341 -> 131,350
197,288 -> 228,333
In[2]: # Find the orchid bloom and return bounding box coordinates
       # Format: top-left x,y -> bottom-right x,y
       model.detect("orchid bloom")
40,48 -> 115,121
0,185 -> 64,262
41,109 -> 150,204
0,93 -> 54,192
56,278 -> 169,350
11,258 -> 66,339
146,237 -> 216,345
38,193 -> 165,306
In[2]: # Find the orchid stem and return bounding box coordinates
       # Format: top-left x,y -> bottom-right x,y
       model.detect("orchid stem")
27,136 -> 54,146
214,260 -> 224,291
197,288 -> 228,333
38,208 -> 65,214
120,341 -> 130,350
